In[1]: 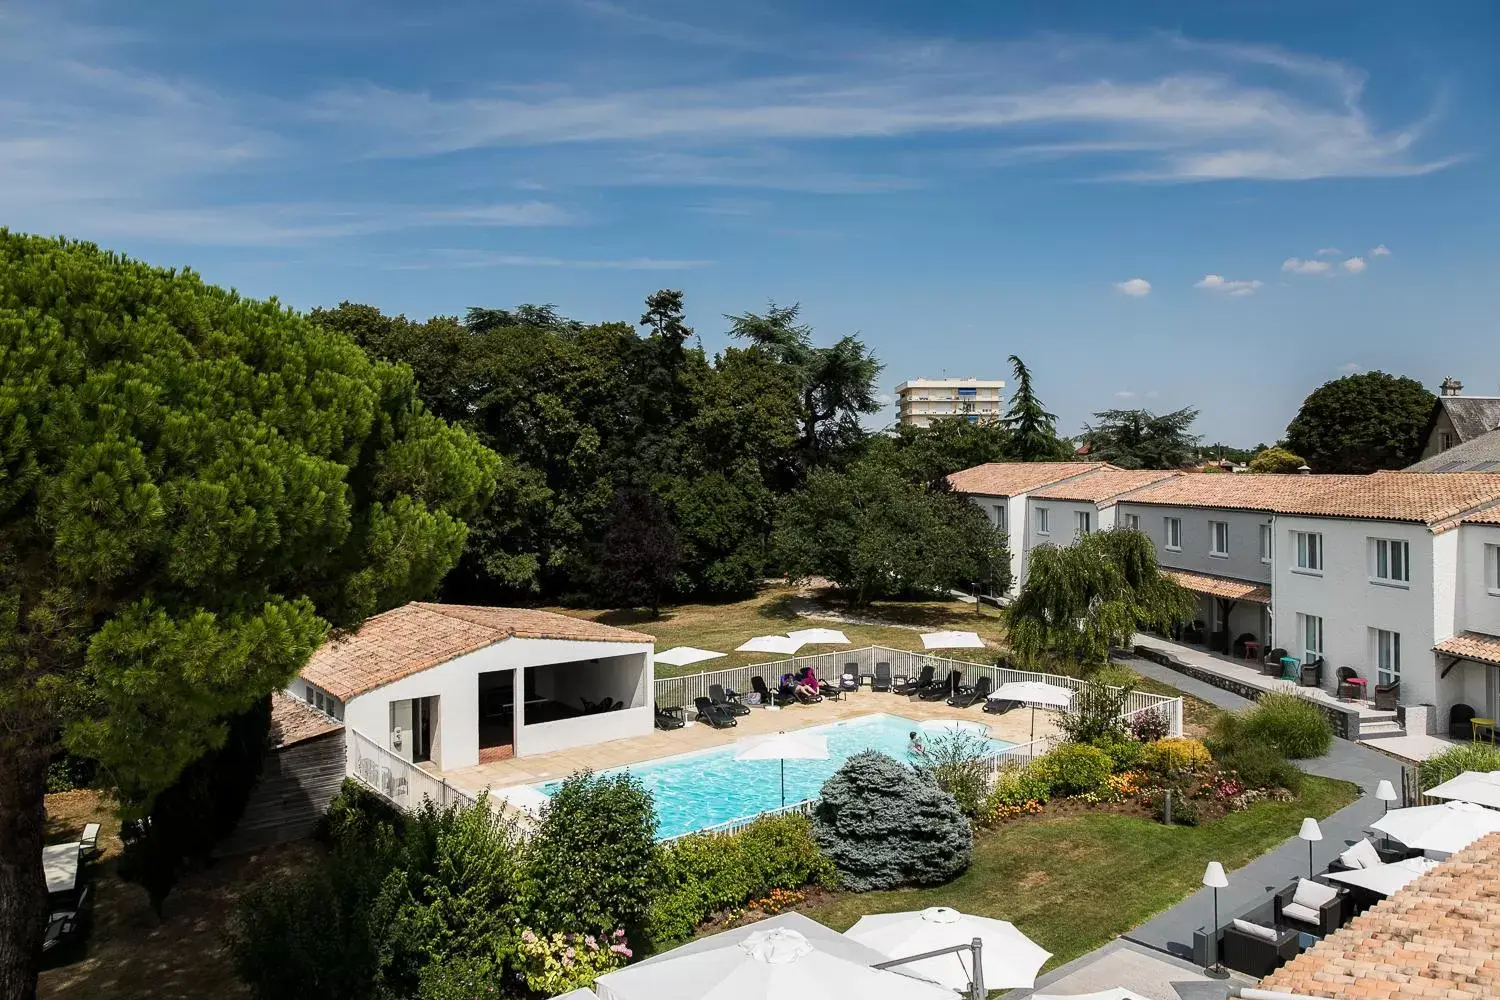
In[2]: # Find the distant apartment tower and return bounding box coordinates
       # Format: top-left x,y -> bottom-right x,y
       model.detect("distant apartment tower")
895,378 -> 1005,428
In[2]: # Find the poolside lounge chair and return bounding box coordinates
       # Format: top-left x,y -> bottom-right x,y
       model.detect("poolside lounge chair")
840,663 -> 860,692
654,705 -> 685,730
751,675 -> 794,707
893,665 -> 933,696
872,662 -> 892,692
947,675 -> 991,708
694,697 -> 738,728
919,670 -> 960,701
983,696 -> 1019,715
709,684 -> 751,716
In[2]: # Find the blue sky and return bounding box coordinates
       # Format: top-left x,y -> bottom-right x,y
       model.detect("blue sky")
3,1 -> 1497,443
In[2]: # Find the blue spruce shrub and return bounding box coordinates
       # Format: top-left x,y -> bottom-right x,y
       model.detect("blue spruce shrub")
812,751 -> 972,891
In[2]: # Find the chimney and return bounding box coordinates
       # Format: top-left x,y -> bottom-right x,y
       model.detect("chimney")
1440,377 -> 1464,397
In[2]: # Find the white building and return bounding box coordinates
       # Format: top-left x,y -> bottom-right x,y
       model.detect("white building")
895,378 -> 1005,428
291,602 -> 654,771
951,463 -> 1500,732
944,461 -> 1111,594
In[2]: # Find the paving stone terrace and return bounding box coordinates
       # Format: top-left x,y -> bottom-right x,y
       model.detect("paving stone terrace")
441,685 -> 1064,795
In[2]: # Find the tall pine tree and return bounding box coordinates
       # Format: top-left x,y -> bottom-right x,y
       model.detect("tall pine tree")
1001,355 -> 1069,461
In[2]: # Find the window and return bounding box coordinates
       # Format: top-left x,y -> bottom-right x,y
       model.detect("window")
1294,531 -> 1323,573
1490,545 -> 1500,596
1164,516 -> 1182,551
1260,524 -> 1272,563
1374,628 -> 1401,686
305,684 -> 314,704
1075,510 -> 1092,536
1298,613 -> 1323,666
1209,520 -> 1229,557
992,504 -> 1006,531
1036,506 -> 1050,535
1439,430 -> 1454,451
1124,513 -> 1141,532
1369,538 -> 1410,586
314,689 -> 326,712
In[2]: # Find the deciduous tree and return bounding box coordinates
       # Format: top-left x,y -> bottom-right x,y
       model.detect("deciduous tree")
1284,372 -> 1435,473
1247,446 -> 1306,473
0,234 -> 499,1000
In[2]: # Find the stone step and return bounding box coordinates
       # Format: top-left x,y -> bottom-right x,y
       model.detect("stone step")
1359,720 -> 1406,738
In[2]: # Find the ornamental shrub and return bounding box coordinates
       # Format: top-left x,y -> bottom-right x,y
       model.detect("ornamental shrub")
525,771 -> 659,939
737,812 -> 837,892
1058,681 -> 1131,745
1128,707 -> 1172,742
982,765 -> 1053,824
1420,743 -> 1500,790
910,728 -> 993,817
812,751 -> 972,892
1240,692 -> 1333,759
1092,732 -> 1145,772
1033,743 -> 1114,796
515,929 -> 631,995
1215,742 -> 1304,794
1138,737 -> 1213,777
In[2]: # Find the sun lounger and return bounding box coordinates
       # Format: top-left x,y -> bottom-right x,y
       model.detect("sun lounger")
947,676 -> 992,708
840,663 -> 860,692
709,683 -> 751,716
893,665 -> 933,696
872,662 -> 892,692
694,696 -> 738,728
751,675 -> 794,707
654,705 -> 685,730
919,670 -> 960,701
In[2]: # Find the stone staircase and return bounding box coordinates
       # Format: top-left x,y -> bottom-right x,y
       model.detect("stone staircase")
1356,709 -> 1404,740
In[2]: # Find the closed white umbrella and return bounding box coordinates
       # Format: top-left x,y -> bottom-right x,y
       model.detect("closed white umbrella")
1424,770 -> 1500,810
594,926 -> 954,1000
737,635 -> 805,655
920,631 -> 985,650
1323,856 -> 1438,896
655,646 -> 727,667
736,730 -> 829,807
845,906 -> 1052,991
988,681 -> 1075,742
1373,799 -> 1500,855
787,627 -> 851,645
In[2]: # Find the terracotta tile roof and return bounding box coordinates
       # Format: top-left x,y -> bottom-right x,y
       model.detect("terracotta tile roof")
1117,471 -> 1500,526
1261,832 -> 1500,999
301,602 -> 654,699
946,462 -> 1110,497
1464,504 -> 1500,525
1435,631 -> 1500,667
1161,569 -> 1271,605
270,691 -> 343,748
1030,468 -> 1181,504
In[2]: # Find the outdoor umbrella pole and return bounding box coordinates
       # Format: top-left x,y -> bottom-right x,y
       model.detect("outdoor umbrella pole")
780,759 -> 786,808
1030,705 -> 1036,743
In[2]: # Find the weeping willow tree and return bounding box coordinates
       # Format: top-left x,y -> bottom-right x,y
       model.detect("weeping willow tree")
1007,529 -> 1195,666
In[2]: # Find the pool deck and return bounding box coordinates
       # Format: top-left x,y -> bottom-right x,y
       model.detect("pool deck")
441,687 -> 1062,795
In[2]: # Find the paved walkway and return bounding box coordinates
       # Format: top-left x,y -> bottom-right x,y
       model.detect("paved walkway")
1116,653 -> 1405,961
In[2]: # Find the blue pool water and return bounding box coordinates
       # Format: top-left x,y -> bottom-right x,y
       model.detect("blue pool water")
535,713 -> 1013,839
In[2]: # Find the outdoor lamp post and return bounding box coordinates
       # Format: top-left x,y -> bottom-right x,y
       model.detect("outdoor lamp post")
1202,861 -> 1229,979
1299,817 -> 1323,878
1376,779 -> 1398,814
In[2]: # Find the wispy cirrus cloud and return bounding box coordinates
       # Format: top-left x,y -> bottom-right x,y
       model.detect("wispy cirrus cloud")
1283,256 -> 1333,275
1195,274 -> 1263,296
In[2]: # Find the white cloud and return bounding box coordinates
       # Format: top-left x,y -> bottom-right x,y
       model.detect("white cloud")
1282,257 -> 1332,275
1343,256 -> 1367,273
1371,244 -> 1391,256
1115,390 -> 1137,399
1114,278 -> 1152,297
1315,247 -> 1342,256
1339,362 -> 1361,373
1195,274 -> 1264,295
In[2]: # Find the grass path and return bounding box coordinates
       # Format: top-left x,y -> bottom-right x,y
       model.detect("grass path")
803,774 -> 1357,969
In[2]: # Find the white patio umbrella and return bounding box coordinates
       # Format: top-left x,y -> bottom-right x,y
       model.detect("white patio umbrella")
594,925 -> 954,1000
988,681 -> 1075,742
1424,770 -> 1500,810
1034,990 -> 1149,1000
737,635 -> 805,655
655,646 -> 727,667
736,730 -> 829,807
1372,799 -> 1500,855
921,630 -> 986,650
1323,856 -> 1438,897
493,784 -> 551,817
845,906 -> 1052,991
787,627 -> 851,645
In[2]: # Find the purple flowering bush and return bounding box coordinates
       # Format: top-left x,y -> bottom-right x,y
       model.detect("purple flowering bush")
516,928 -> 633,994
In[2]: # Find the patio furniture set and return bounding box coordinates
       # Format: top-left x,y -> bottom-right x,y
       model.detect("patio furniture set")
41,823 -> 100,962
1240,645 -> 1397,709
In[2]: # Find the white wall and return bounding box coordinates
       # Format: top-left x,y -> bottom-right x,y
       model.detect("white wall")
1029,498 -> 1113,552
329,637 -> 654,772
964,491 -> 1031,595
515,707 -> 654,757
1118,503 -> 1273,584
1273,516 -> 1440,711
1458,523 -> 1500,636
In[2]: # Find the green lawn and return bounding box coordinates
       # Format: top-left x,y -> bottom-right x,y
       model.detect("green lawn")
802,774 -> 1358,969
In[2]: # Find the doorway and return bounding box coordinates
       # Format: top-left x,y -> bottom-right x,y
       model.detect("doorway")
390,696 -> 438,764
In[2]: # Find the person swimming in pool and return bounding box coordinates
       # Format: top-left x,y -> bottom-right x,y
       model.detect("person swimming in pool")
908,730 -> 925,754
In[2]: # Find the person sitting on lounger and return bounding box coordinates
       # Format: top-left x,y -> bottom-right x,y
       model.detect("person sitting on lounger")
782,672 -> 819,702
798,666 -> 827,698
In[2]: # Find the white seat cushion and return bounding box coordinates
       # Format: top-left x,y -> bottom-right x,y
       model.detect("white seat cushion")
1339,838 -> 1383,870
1231,918 -> 1279,942
1280,901 -> 1321,925
1293,877 -> 1338,909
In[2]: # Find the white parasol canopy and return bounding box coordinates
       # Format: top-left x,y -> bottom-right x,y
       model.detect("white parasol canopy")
787,627 -> 851,645
655,646 -> 727,667
736,730 -> 830,807
845,906 -> 1052,991
1424,770 -> 1500,810
1323,856 -> 1439,897
594,925 -> 954,1000
920,631 -> 986,650
1373,799 -> 1500,855
493,784 -> 551,816
737,635 -> 805,654
988,681 -> 1075,708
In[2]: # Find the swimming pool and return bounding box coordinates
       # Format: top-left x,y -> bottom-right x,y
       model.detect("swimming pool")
535,713 -> 1013,839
